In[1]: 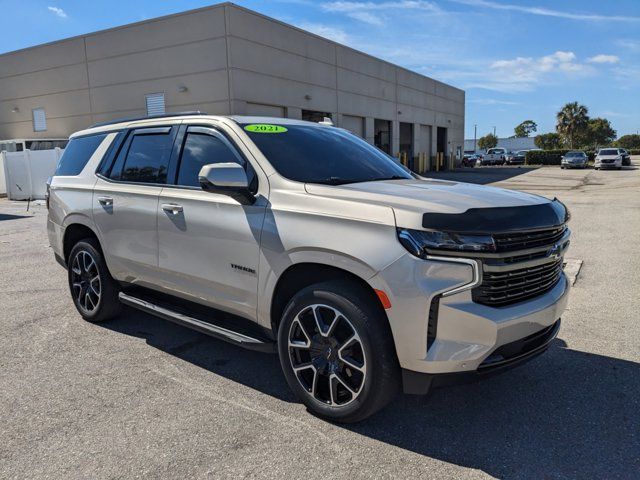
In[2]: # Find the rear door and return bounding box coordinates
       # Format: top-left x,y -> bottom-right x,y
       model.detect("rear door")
155,125 -> 267,320
93,125 -> 179,283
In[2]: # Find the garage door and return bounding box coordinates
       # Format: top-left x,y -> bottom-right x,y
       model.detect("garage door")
341,115 -> 365,138
245,103 -> 285,117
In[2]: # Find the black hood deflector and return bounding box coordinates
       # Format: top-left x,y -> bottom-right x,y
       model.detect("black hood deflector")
422,199 -> 568,234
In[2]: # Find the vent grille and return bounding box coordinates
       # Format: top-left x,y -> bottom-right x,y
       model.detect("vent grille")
145,93 -> 166,116
493,226 -> 566,252
473,258 -> 564,307
32,108 -> 47,132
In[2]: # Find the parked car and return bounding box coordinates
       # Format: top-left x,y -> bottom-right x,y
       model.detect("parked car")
507,150 -> 528,165
48,113 -> 571,423
561,151 -> 588,169
618,148 -> 631,166
595,148 -> 623,170
461,153 -> 479,167
481,147 -> 507,165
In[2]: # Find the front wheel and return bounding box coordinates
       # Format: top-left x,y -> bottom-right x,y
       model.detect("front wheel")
67,238 -> 122,322
278,281 -> 400,423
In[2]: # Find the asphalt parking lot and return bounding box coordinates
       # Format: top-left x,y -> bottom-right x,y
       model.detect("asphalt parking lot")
1,164 -> 639,479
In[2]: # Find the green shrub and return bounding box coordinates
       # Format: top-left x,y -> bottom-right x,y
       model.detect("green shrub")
525,150 -> 596,165
525,150 -> 567,165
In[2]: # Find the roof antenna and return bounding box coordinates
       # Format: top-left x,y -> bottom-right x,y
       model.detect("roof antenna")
318,117 -> 334,126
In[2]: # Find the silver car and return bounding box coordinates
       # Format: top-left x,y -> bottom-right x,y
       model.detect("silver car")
561,151 -> 588,169
48,114 -> 571,422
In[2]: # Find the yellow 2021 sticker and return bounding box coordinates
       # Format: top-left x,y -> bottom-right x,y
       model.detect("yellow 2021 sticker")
244,124 -> 288,133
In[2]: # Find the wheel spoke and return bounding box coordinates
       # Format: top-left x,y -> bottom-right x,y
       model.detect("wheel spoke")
292,362 -> 314,373
90,276 -> 101,297
312,306 -> 324,335
332,373 -> 358,395
82,252 -> 95,274
72,257 -> 81,275
340,353 -> 365,372
338,334 -> 365,372
288,317 -> 311,348
312,305 -> 340,337
74,284 -> 83,303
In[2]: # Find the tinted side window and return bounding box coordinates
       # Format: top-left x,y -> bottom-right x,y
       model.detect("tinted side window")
55,134 -> 107,176
177,132 -> 244,187
119,133 -> 173,184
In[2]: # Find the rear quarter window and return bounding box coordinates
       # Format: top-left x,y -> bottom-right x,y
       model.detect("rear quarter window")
55,134 -> 107,176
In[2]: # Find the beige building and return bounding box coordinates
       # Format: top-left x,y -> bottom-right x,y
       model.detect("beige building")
0,2 -> 464,167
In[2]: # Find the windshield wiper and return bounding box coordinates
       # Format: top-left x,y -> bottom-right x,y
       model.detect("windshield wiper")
315,177 -> 355,185
371,175 -> 410,182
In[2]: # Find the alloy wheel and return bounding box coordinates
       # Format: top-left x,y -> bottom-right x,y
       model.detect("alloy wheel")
288,304 -> 367,406
70,250 -> 101,314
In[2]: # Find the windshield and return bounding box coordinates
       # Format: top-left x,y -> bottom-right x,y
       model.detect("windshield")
566,152 -> 586,157
241,123 -> 413,185
600,149 -> 619,155
487,149 -> 502,154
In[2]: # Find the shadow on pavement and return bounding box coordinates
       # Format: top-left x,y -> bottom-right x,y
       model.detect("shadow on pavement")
102,309 -> 639,479
425,167 -> 538,185
0,213 -> 31,221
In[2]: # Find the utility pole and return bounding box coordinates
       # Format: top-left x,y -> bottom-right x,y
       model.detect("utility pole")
492,126 -> 496,137
474,124 -> 477,152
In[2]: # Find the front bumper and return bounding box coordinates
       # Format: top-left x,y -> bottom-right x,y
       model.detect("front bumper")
369,252 -> 570,379
402,319 -> 561,394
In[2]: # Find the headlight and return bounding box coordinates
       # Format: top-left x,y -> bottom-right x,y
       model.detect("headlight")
397,228 -> 496,258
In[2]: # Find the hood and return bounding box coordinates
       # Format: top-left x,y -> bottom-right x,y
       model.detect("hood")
305,178 -> 552,230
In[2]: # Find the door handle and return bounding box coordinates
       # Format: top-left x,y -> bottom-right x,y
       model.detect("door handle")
97,196 -> 113,206
162,203 -> 184,215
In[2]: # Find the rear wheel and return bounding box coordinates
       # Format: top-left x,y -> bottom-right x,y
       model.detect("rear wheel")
68,238 -> 121,322
278,281 -> 400,423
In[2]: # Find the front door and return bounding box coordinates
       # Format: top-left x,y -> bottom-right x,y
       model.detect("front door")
156,126 -> 267,321
93,126 -> 178,283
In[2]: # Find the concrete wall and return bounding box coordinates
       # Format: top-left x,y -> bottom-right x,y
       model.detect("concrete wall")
0,2 -> 464,164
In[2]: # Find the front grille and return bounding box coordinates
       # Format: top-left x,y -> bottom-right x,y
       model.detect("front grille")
473,257 -> 564,307
493,226 -> 566,252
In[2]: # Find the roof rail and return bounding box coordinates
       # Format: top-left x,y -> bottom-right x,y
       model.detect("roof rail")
88,111 -> 208,129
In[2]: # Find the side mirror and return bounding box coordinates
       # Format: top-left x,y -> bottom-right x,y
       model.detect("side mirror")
198,163 -> 255,205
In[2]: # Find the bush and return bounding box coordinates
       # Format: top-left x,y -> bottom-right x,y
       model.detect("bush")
629,149 -> 640,155
525,150 -> 596,165
525,150 -> 567,165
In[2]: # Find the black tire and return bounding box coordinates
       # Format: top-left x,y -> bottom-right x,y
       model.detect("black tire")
67,238 -> 122,322
277,280 -> 400,423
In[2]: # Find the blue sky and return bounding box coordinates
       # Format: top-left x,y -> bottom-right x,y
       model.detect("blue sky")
1,0 -> 639,138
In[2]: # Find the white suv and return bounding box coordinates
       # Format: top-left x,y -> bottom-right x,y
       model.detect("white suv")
48,114 -> 571,422
595,148 -> 623,170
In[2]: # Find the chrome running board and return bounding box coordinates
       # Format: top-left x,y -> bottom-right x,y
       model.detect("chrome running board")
118,292 -> 275,353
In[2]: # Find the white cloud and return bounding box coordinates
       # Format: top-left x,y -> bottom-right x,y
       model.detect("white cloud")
322,1 -> 441,25
490,51 -> 592,82
47,6 -> 67,18
449,0 -> 640,22
616,39 -> 640,52
470,98 -> 519,105
297,23 -> 350,43
599,111 -> 631,118
587,54 -> 620,64
437,51 -> 599,93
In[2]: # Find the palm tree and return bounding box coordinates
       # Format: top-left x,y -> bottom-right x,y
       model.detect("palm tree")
556,102 -> 589,148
